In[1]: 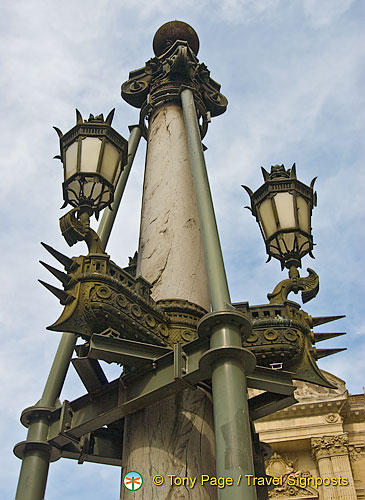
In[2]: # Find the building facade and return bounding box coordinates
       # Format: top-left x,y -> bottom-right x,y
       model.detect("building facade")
254,372 -> 365,500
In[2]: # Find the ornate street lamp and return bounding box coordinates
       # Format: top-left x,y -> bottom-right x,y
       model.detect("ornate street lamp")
14,21 -> 347,500
54,109 -> 128,252
239,162 -> 345,390
243,163 -> 317,270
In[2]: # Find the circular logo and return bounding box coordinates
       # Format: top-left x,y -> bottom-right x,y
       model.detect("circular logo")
123,471 -> 143,491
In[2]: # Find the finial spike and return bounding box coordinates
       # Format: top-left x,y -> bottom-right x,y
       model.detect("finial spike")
40,242 -> 76,271
242,185 -> 253,197
53,126 -> 63,138
311,315 -> 345,327
105,109 -> 115,125
314,348 -> 346,360
39,261 -> 71,287
313,332 -> 346,343
38,280 -> 73,305
261,167 -> 270,181
291,163 -> 297,178
76,109 -> 83,124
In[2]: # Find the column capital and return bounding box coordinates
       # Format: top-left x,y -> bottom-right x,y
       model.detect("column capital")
121,23 -> 227,137
311,433 -> 349,460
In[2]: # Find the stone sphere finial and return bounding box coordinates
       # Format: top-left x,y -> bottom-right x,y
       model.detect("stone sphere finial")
153,20 -> 199,57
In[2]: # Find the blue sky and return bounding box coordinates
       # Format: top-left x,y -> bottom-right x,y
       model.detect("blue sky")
1,1 -> 364,499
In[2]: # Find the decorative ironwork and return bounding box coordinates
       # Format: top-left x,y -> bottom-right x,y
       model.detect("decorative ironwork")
40,244 -> 208,347
59,208 -> 106,254
268,267 -> 319,305
40,242 -> 344,389
121,23 -> 227,138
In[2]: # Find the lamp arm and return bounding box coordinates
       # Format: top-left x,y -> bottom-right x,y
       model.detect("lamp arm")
59,209 -> 106,255
268,267 -> 319,304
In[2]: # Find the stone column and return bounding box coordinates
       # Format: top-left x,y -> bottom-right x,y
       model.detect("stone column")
311,435 -> 357,500
328,435 -> 357,500
120,21 -> 227,500
311,437 -> 338,500
136,103 -> 210,310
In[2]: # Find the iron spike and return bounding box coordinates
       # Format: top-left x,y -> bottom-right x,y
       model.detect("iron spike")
40,242 -> 76,271
105,108 -> 115,125
261,167 -> 270,181
311,315 -> 345,327
313,332 -> 346,343
291,163 -> 297,178
314,348 -> 346,360
76,109 -> 83,124
38,280 -> 73,305
242,185 -> 253,197
53,126 -> 63,138
39,261 -> 71,287
310,176 -> 317,190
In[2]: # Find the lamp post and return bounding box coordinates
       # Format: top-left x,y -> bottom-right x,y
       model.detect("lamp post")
14,20 -> 346,500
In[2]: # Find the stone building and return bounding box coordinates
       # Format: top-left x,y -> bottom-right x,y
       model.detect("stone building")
254,371 -> 365,500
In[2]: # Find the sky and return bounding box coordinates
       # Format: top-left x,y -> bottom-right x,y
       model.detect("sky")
1,1 -> 364,499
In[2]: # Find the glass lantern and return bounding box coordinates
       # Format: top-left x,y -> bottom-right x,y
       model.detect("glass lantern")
243,164 -> 317,269
55,109 -> 128,218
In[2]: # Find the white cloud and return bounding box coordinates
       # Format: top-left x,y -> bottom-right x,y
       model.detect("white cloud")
303,0 -> 356,28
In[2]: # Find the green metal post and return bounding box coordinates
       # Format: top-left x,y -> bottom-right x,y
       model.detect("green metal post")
15,333 -> 76,500
14,126 -> 141,500
181,88 -> 257,500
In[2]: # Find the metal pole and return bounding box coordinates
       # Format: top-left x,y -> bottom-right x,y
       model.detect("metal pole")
181,88 -> 257,500
14,125 -> 142,500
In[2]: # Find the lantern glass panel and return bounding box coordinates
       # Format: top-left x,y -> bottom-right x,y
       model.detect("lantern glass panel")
65,141 -> 78,180
274,192 -> 295,229
258,198 -> 277,238
83,180 -> 100,200
282,233 -> 295,254
66,179 -> 80,205
297,233 -> 310,256
297,195 -> 310,233
101,142 -> 120,184
80,137 -> 102,173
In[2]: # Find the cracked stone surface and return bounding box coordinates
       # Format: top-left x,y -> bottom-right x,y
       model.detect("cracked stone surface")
136,103 -> 210,311
121,388 -> 217,499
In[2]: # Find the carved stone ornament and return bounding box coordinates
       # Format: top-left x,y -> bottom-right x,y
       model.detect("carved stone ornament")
348,444 -> 365,462
325,413 -> 340,424
121,37 -> 227,137
311,434 -> 349,460
266,453 -> 318,499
